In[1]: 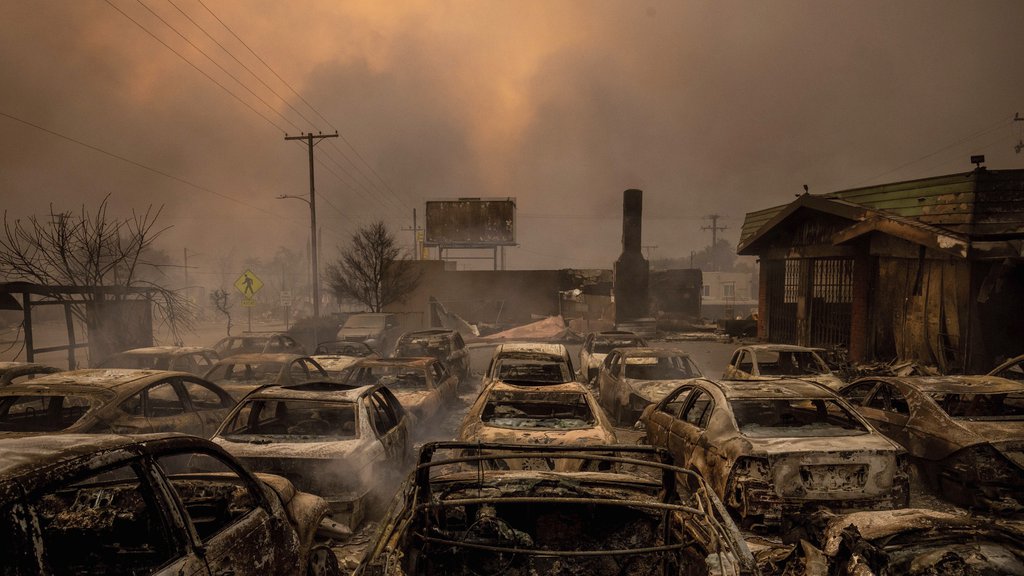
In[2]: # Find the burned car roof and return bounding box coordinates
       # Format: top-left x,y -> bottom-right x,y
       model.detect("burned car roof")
109,346 -> 216,356
7,368 -> 180,390
0,362 -> 61,384
243,380 -> 366,402
356,356 -> 435,368
494,342 -> 568,355
738,344 -> 826,352
881,374 -> 1024,394
715,379 -> 839,399
210,352 -> 309,364
0,432 -> 199,503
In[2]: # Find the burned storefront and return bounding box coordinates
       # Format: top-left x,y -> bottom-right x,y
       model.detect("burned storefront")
738,166 -> 1024,372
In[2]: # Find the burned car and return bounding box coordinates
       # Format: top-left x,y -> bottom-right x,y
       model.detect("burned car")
97,345 -> 219,376
597,347 -> 703,425
393,328 -> 470,382
0,361 -> 60,386
213,331 -> 306,358
213,381 -> 411,530
312,341 -> 380,379
990,353 -> 1024,381
839,375 -> 1024,512
579,330 -> 648,383
641,379 -> 909,530
483,342 -> 577,386
204,353 -> 328,399
457,381 -> 617,471
781,508 -> 1024,575
722,344 -> 844,389
0,432 -> 341,576
355,441 -> 758,576
343,357 -> 458,425
336,313 -> 402,356
0,369 -> 235,438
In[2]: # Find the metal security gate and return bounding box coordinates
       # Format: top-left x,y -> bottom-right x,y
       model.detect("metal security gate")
765,259 -> 798,344
809,258 -> 853,348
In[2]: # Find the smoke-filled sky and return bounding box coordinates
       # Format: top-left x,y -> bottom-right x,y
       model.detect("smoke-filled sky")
2,1 -> 1023,279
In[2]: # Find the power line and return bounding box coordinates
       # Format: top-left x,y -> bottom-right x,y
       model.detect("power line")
131,0 -> 300,132
194,0 -> 414,212
0,109 -> 279,217
845,114 -> 1015,188
166,0 -> 320,131
103,0 -> 287,133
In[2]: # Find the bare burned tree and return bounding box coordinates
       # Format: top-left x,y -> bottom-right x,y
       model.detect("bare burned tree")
326,221 -> 421,312
209,289 -> 233,336
0,198 -> 194,345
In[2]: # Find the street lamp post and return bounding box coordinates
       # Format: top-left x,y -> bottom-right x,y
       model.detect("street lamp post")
278,193 -> 319,345
283,131 -> 338,347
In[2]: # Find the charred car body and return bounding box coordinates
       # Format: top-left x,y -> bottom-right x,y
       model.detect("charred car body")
98,345 -> 220,376
213,331 -> 306,358
0,433 -> 340,576
204,353 -> 328,399
0,361 -> 60,386
642,379 -> 909,530
782,508 -> 1024,575
213,381 -> 411,529
393,329 -> 470,382
990,353 -> 1024,381
0,369 -> 235,438
722,344 -> 843,389
579,330 -> 648,383
840,375 -> 1024,512
312,341 -> 380,378
458,380 -> 617,471
343,357 -> 459,426
597,347 -> 703,425
356,441 -> 758,576
336,313 -> 402,356
483,342 -> 577,386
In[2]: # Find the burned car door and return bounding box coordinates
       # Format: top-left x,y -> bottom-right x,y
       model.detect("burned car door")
724,349 -> 754,379
11,460 -> 205,576
156,451 -> 300,576
178,377 -> 236,437
862,382 -> 912,447
672,389 -> 714,470
646,385 -> 693,447
431,361 -> 456,403
368,389 -> 407,463
598,351 -> 623,407
112,380 -> 204,435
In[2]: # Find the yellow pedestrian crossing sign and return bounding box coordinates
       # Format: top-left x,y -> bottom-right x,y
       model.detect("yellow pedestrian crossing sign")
234,270 -> 264,298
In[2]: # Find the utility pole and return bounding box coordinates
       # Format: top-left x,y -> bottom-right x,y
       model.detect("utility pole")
283,131 -> 338,343
401,208 -> 423,260
701,214 -> 728,271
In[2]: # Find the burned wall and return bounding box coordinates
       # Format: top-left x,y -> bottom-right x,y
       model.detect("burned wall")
385,261 -> 575,327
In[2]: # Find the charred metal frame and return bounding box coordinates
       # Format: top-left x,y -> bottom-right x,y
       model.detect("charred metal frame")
404,442 -> 755,573
0,282 -> 156,368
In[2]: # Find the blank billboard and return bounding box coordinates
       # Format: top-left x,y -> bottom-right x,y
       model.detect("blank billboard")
424,198 -> 516,246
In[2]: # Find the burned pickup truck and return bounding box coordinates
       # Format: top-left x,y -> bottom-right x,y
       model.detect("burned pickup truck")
356,442 -> 758,576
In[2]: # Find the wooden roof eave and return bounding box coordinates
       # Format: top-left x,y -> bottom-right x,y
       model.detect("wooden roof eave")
831,216 -> 970,259
737,195 -> 866,256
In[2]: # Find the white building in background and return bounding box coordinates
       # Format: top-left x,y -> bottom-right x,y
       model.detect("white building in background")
701,271 -> 758,320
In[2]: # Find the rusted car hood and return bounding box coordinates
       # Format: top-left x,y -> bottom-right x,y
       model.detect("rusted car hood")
213,437 -> 366,460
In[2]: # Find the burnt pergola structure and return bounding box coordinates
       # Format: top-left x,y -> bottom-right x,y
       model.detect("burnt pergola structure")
738,167 -> 1024,373
0,282 -> 155,368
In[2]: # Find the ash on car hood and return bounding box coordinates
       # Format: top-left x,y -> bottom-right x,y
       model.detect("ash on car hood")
392,390 -> 433,407
213,437 -> 364,460
472,426 -> 614,446
629,379 -> 697,401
